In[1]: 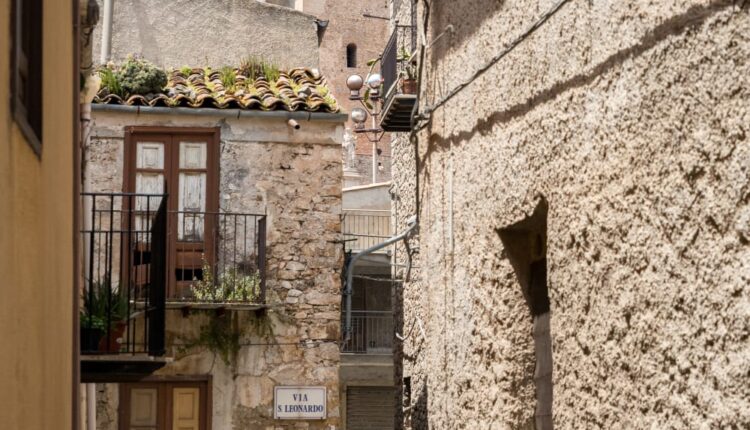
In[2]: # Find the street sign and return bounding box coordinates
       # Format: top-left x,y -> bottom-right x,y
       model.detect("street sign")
274,386 -> 327,420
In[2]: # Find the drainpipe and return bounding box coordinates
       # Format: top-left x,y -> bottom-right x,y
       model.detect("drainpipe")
81,77 -> 99,430
343,215 -> 417,346
100,0 -> 114,64
82,102 -> 96,430
86,383 -> 96,430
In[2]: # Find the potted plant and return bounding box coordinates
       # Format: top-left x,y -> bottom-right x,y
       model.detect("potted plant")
80,312 -> 105,352
398,47 -> 417,95
80,280 -> 128,352
191,257 -> 262,303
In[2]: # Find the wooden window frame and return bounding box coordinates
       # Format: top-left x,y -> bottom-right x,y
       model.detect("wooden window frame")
119,376 -> 212,430
123,127 -> 221,299
11,0 -> 44,155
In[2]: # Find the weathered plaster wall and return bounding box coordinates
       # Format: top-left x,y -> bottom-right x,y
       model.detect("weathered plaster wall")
87,110 -> 345,429
91,0 -> 320,68
0,0 -> 76,429
392,1 -> 749,429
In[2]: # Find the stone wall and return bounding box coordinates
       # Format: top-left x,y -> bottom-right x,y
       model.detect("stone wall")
392,1 -> 750,429
87,109 -> 345,429
91,0 -> 320,68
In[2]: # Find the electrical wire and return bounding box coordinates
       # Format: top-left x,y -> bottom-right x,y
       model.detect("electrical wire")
415,0 -> 573,131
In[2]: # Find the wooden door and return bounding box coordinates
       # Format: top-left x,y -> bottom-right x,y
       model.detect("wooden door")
120,383 -> 165,430
125,128 -> 219,299
120,381 -> 209,430
170,134 -> 219,298
171,387 -> 201,430
126,135 -> 170,294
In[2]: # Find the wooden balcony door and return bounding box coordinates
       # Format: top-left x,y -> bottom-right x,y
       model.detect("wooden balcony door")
119,381 -> 210,430
125,128 -> 220,299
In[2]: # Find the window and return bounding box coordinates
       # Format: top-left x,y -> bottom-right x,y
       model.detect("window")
346,43 -> 357,68
12,0 -> 44,154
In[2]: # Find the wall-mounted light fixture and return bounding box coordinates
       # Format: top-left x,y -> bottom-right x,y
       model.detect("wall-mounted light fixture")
346,71 -> 385,144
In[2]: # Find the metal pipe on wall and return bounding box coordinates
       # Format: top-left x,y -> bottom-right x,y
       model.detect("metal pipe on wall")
86,383 -> 96,430
100,0 -> 114,63
343,216 -> 417,347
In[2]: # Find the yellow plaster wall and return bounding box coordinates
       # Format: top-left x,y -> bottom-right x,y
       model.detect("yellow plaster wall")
0,0 -> 75,428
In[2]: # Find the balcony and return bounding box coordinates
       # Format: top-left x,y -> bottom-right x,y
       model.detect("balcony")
341,311 -> 393,354
380,25 -> 418,132
80,193 -> 267,381
342,210 -> 392,253
167,210 -> 267,310
81,192 -> 168,381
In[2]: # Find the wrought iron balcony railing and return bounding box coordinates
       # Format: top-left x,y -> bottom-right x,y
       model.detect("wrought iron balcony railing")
81,192 -> 167,356
341,311 -> 394,354
380,25 -> 418,132
169,210 -> 266,304
81,193 -> 268,356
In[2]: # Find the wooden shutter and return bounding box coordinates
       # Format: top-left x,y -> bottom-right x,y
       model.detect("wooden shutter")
172,387 -> 201,430
130,388 -> 160,429
120,384 -> 166,430
12,0 -> 44,152
120,381 -> 209,430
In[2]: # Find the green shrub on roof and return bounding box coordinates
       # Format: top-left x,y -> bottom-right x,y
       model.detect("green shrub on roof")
117,55 -> 167,95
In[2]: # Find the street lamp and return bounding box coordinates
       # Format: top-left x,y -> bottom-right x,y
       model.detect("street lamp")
346,71 -> 385,144
346,67 -> 387,182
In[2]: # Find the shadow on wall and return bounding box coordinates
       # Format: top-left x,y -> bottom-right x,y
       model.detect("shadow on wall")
429,0 -> 507,63
422,0 -> 742,156
496,196 -> 553,430
412,382 -> 429,430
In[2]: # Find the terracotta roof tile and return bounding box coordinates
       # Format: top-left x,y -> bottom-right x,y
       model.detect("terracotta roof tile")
94,67 -> 340,113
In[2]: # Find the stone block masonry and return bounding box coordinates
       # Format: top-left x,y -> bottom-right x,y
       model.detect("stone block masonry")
391,1 -> 749,429
87,109 -> 345,429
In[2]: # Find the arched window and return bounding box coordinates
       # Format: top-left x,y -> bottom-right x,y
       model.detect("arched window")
346,44 -> 357,68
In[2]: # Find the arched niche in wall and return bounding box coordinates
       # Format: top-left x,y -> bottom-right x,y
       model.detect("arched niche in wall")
496,197 -> 553,430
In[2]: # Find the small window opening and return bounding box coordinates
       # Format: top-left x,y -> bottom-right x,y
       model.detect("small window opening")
346,44 -> 357,68
403,376 -> 412,406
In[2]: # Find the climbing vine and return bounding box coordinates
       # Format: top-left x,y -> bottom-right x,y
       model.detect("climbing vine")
178,310 -> 274,367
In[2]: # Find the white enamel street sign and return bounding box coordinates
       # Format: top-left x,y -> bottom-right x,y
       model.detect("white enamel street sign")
274,386 -> 327,420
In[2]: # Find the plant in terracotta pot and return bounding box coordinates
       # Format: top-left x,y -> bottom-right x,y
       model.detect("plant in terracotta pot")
80,280 -> 128,353
398,47 -> 417,95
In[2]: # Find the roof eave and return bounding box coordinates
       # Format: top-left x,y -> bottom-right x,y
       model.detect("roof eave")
91,104 -> 348,123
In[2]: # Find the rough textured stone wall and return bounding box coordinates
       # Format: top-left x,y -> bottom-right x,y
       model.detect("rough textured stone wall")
87,110 -> 345,429
387,3 -> 420,429
392,1 -> 750,429
91,0 -> 320,68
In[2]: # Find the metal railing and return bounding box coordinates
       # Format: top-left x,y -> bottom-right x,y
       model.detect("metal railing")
170,211 -> 267,303
381,25 -> 417,101
341,311 -> 393,354
342,210 -> 392,253
81,192 -> 167,356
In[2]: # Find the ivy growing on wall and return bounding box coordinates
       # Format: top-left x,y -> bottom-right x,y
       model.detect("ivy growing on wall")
178,309 -> 273,368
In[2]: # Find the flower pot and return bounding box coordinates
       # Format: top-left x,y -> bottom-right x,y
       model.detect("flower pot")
401,79 -> 417,95
98,321 -> 127,353
80,327 -> 104,352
